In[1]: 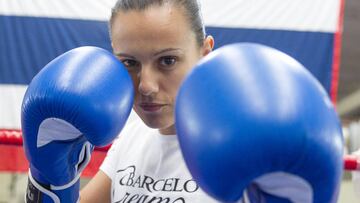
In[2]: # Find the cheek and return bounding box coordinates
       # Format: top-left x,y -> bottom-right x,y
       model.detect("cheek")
128,72 -> 140,97
169,75 -> 184,95
166,63 -> 195,99
177,57 -> 200,83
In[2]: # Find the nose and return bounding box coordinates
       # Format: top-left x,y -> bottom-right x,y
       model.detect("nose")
138,66 -> 159,96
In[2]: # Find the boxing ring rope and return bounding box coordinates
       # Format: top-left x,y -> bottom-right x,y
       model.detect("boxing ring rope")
0,129 -> 108,177
0,129 -> 357,171
0,129 -> 111,152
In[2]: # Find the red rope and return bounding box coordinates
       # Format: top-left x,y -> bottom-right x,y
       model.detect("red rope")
0,129 -> 110,152
1,129 -> 357,171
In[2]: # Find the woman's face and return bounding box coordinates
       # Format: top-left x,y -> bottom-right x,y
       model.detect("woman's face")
111,4 -> 213,135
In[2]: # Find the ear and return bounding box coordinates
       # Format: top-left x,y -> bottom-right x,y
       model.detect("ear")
201,35 -> 215,56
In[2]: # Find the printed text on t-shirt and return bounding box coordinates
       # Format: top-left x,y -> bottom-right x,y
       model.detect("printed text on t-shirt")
113,165 -> 200,203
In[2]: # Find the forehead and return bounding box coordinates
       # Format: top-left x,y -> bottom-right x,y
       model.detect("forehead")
111,4 -> 196,53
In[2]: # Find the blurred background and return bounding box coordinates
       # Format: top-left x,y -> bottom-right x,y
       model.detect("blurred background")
0,0 -> 359,202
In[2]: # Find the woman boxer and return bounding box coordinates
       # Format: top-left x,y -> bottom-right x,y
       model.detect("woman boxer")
23,0 -> 342,202
80,0 -> 218,202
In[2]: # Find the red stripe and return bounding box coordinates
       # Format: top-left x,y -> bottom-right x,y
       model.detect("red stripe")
0,145 -> 105,177
0,128 -> 108,177
330,0 -> 345,104
0,128 -> 111,151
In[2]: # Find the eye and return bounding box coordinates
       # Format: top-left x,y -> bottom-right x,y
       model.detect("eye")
159,56 -> 177,68
121,59 -> 140,71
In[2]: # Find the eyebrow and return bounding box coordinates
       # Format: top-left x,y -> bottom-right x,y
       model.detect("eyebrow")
113,52 -> 135,58
113,48 -> 183,58
153,48 -> 182,56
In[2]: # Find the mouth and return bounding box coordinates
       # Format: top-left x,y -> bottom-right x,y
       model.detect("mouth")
138,103 -> 167,113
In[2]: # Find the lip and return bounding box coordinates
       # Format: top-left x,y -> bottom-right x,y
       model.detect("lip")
138,103 -> 167,113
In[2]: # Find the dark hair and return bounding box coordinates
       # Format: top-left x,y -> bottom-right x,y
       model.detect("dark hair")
109,0 -> 205,47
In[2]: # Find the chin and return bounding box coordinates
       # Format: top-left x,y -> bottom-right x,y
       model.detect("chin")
144,120 -> 163,129
135,108 -> 173,129
138,114 -> 165,128
137,114 -> 176,134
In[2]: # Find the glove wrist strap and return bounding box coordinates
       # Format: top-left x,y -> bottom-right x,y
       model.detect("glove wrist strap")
26,171 -> 61,203
26,171 -> 81,203
25,142 -> 92,203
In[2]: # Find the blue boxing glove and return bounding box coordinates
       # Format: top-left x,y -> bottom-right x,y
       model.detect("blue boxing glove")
176,43 -> 343,203
22,47 -> 134,203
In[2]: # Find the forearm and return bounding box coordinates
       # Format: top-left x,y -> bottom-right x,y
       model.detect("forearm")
79,171 -> 111,203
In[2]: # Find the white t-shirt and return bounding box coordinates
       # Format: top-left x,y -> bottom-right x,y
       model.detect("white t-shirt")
100,112 -> 308,203
100,112 -> 233,203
